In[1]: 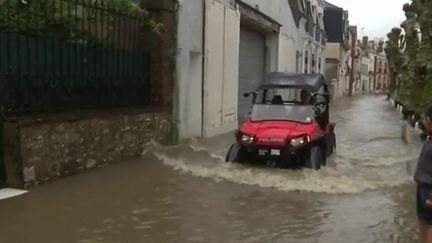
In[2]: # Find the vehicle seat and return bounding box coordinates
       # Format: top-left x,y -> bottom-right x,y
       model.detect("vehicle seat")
271,95 -> 283,104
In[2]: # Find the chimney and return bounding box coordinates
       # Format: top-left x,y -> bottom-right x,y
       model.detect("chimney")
362,36 -> 369,48
377,41 -> 384,53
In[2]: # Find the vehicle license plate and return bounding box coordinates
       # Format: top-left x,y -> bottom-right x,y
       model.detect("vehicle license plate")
270,149 -> 280,156
259,149 -> 268,156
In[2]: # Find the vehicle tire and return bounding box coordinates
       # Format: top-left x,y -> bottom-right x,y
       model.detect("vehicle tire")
327,133 -> 336,156
332,133 -> 336,154
225,142 -> 246,163
306,145 -> 323,170
333,134 -> 336,152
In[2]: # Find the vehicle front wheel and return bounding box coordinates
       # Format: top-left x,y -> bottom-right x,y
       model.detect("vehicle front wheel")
327,133 -> 336,156
305,145 -> 323,170
225,142 -> 246,163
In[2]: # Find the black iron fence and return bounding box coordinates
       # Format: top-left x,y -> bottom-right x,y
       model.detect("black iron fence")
0,0 -> 151,115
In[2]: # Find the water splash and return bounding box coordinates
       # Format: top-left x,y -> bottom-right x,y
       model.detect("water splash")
148,146 -> 411,194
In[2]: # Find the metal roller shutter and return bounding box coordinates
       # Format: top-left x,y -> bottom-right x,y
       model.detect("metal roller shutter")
238,27 -> 266,123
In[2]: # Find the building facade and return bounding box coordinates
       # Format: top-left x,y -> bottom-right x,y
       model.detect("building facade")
176,0 -> 326,139
366,39 -> 389,92
323,1 -> 349,98
358,37 -> 373,93
375,52 -> 389,91
300,0 -> 327,75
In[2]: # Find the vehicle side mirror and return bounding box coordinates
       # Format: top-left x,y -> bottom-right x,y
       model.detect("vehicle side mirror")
243,92 -> 250,98
330,122 -> 336,132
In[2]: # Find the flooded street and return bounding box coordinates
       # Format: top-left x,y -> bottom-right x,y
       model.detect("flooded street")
0,95 -> 424,243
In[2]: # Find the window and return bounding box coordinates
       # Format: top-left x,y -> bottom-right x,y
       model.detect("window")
304,51 -> 309,73
311,54 -> 316,73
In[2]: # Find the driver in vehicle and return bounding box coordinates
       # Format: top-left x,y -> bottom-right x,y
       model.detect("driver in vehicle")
300,90 -> 313,104
300,89 -> 328,130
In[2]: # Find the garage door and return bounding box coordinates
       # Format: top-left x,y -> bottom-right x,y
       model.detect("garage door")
238,27 -> 266,123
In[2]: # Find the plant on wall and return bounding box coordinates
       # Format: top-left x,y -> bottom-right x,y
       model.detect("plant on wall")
0,0 -> 160,43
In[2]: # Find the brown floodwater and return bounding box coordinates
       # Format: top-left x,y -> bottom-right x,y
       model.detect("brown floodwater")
0,95 -> 423,243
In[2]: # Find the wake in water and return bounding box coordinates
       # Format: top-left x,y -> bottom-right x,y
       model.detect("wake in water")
142,138 -> 415,195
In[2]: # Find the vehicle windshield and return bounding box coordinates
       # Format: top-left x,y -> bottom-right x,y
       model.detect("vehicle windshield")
252,87 -> 326,105
251,104 -> 315,122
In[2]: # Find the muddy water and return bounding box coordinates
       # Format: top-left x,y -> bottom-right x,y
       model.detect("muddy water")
0,95 -> 423,243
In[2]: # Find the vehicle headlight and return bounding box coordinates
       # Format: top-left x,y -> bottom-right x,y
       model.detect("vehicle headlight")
240,134 -> 254,144
290,135 -> 310,146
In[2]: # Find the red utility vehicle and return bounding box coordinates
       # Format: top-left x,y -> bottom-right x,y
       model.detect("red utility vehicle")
225,72 -> 336,170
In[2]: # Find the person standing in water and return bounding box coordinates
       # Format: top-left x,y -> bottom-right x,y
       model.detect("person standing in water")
415,105 -> 432,243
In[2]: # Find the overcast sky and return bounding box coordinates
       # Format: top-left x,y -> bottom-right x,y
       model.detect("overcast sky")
326,0 -> 408,39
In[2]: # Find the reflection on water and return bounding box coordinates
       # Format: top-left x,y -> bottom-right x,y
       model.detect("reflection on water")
0,96 -> 423,243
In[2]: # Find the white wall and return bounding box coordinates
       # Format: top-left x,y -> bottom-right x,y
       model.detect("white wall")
325,43 -> 341,60
202,0 -> 240,137
278,33 -> 296,72
176,0 -> 204,139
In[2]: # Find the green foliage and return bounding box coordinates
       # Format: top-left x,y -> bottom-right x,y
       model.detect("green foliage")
0,0 -> 160,42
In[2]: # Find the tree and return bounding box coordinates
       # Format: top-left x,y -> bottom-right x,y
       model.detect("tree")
385,28 -> 403,99
387,0 -> 432,114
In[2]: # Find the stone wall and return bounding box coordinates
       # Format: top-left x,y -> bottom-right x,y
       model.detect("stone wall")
2,109 -> 171,189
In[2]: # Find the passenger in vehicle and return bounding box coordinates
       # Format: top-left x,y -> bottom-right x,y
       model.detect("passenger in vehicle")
301,89 -> 327,130
271,95 -> 283,104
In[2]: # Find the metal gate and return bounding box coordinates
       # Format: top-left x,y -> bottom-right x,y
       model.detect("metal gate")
238,27 -> 266,123
0,0 -> 151,115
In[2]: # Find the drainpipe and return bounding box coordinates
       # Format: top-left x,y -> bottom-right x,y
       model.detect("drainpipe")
171,0 -> 180,144
201,0 -> 207,138
373,55 -> 377,91
348,32 -> 356,97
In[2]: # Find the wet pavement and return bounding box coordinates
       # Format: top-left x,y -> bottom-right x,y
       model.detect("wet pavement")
0,95 -> 424,243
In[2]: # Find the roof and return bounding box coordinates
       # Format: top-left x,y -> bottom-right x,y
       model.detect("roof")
259,72 -> 328,92
324,1 -> 342,9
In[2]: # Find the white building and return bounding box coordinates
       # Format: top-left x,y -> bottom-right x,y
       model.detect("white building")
175,0 -> 326,139
301,0 -> 327,75
359,54 -> 370,92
